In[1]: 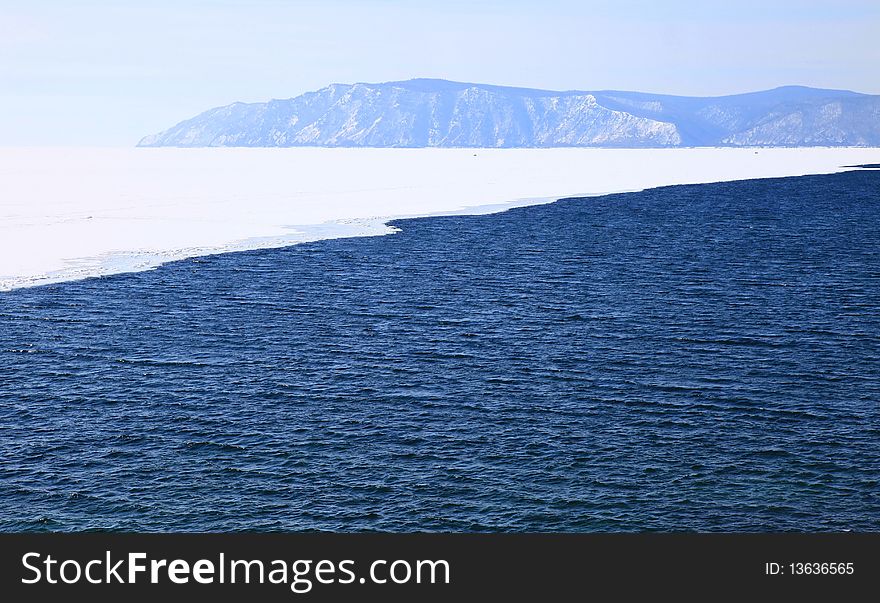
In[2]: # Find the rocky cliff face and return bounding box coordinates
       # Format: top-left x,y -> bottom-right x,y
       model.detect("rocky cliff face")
139,79 -> 880,148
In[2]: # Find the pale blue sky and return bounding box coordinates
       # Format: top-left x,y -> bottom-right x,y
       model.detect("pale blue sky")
2,0 -> 879,145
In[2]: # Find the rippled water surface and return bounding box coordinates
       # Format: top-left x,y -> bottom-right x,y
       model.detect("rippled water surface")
1,172 -> 879,531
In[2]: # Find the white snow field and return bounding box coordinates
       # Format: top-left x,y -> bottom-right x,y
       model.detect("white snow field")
1,147 -> 878,290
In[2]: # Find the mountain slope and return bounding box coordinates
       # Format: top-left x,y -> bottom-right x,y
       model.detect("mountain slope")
139,79 -> 880,148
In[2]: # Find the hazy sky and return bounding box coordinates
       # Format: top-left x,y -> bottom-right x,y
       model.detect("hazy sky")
2,0 -> 879,145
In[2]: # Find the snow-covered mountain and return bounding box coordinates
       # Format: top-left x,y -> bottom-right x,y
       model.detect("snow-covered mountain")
139,79 -> 880,148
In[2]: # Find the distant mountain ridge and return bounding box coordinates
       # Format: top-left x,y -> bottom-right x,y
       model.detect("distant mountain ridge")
139,79 -> 880,148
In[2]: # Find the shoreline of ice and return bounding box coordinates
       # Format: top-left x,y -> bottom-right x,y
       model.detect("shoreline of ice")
2,147 -> 879,291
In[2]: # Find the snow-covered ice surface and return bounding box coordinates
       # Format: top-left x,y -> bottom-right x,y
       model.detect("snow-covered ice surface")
1,147 -> 878,291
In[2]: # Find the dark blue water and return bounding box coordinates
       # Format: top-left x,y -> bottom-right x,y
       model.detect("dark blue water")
1,171 -> 879,532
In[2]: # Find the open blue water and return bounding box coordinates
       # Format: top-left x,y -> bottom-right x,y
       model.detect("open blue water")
1,171 -> 878,532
